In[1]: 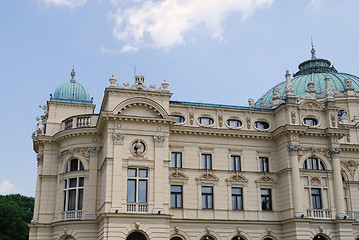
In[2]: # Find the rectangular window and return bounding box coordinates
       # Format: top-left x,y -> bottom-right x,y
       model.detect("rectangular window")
259,157 -> 269,172
202,186 -> 213,209
202,154 -> 212,170
231,155 -> 241,171
232,187 -> 243,210
171,185 -> 183,208
311,188 -> 322,209
261,188 -> 272,211
127,168 -> 148,203
171,152 -> 182,168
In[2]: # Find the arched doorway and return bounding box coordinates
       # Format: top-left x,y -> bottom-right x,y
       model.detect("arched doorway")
126,231 -> 147,240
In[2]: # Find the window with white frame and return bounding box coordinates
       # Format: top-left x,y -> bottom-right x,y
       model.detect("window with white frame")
231,155 -> 241,171
202,154 -> 212,170
259,157 -> 269,172
63,177 -> 84,212
127,168 -> 148,203
202,186 -> 213,209
171,152 -> 182,168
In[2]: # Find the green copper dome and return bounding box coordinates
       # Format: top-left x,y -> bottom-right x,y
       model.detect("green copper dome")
255,48 -> 359,107
50,69 -> 93,104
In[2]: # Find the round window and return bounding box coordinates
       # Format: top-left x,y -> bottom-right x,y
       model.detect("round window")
255,121 -> 269,129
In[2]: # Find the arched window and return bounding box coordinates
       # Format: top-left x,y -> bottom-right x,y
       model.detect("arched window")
126,232 -> 147,240
65,237 -> 75,240
263,238 -> 274,240
200,236 -> 215,240
255,121 -> 269,129
303,157 -> 325,170
338,109 -> 347,122
66,159 -> 84,172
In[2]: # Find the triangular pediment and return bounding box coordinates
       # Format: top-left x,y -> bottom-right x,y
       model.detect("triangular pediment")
169,170 -> 188,180
196,172 -> 219,181
226,173 -> 248,182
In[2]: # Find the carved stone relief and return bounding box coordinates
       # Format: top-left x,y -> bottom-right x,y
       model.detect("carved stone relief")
89,147 -> 100,157
246,117 -> 251,129
218,114 -> 223,127
153,135 -> 165,147
298,147 -> 331,160
113,133 -> 125,145
291,111 -> 296,124
288,144 -> 301,152
61,147 -> 90,162
310,177 -> 321,186
330,114 -> 336,127
342,160 -> 359,176
189,112 -> 194,125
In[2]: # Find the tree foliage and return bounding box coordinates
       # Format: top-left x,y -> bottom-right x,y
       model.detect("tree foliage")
0,194 -> 34,240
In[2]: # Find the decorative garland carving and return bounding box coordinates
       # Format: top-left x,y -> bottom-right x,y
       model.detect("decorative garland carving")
330,114 -> 336,127
246,117 -> 251,129
329,147 -> 341,155
189,112 -> 194,125
61,147 -> 90,162
341,160 -> 359,176
169,169 -> 188,180
291,111 -> 296,124
218,114 -> 223,127
298,147 -> 331,159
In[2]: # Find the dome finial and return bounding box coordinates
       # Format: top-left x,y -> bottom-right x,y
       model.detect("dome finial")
311,36 -> 316,59
70,65 -> 76,83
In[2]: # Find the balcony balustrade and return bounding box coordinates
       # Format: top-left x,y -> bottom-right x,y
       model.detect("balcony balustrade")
127,203 -> 148,213
306,209 -> 331,219
346,211 -> 359,220
62,210 -> 83,220
62,114 -> 98,130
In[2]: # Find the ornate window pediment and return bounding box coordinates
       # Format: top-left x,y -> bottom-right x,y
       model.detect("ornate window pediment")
196,172 -> 219,185
226,173 -> 248,186
256,175 -> 276,184
169,170 -> 188,184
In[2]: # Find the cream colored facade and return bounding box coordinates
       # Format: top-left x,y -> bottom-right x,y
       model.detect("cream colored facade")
30,60 -> 359,240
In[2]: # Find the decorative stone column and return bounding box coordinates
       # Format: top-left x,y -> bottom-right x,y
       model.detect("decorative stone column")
288,144 -> 304,218
85,147 -> 100,219
330,146 -> 346,218
153,135 -> 165,213
111,133 -> 125,213
31,153 -> 44,223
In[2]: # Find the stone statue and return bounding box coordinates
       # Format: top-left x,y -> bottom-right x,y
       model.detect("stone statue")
39,105 -> 48,124
272,88 -> 280,100
33,116 -> 45,137
248,98 -> 255,107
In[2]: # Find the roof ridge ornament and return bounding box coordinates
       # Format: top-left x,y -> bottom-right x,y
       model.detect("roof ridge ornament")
311,36 -> 316,59
70,66 -> 76,83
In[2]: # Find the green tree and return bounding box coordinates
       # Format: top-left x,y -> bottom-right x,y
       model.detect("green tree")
0,194 -> 34,240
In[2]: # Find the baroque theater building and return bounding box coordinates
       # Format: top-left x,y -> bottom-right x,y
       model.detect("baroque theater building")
30,48 -> 359,240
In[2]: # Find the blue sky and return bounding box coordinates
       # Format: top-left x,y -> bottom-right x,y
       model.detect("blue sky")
0,0 -> 358,197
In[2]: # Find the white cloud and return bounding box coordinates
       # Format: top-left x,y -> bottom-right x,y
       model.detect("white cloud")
109,0 -> 273,52
39,0 -> 88,8
0,180 -> 15,194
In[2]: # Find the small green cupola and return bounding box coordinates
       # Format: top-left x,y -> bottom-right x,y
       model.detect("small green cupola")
50,69 -> 93,104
